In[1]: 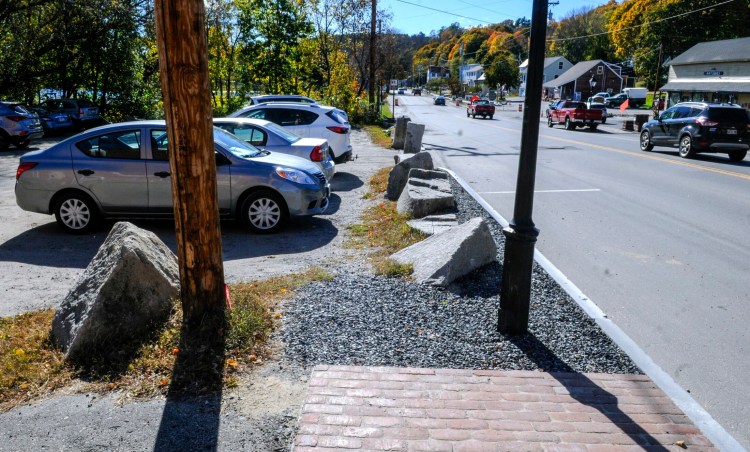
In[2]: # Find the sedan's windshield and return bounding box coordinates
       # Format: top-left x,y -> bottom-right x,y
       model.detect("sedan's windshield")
213,127 -> 263,158
264,121 -> 301,143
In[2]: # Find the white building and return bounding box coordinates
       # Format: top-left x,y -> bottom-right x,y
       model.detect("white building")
519,56 -> 573,97
460,64 -> 484,90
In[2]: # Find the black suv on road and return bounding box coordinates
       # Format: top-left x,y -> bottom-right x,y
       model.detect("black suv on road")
639,102 -> 750,161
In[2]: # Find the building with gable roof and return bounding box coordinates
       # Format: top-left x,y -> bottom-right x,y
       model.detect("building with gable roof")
660,36 -> 750,109
519,56 -> 573,97
542,60 -> 623,101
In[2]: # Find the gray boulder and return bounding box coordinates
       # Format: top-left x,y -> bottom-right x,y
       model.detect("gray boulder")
391,116 -> 411,149
404,122 -> 425,154
407,213 -> 458,236
386,151 -> 434,201
396,168 -> 454,219
390,217 -> 497,287
52,222 -> 180,362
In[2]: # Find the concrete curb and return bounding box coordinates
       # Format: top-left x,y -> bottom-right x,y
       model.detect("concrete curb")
439,166 -> 745,452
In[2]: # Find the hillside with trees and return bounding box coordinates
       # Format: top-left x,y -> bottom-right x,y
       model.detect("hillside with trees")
1,0 -> 748,123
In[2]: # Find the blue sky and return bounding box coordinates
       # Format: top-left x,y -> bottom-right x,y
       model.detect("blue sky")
379,0 -> 617,36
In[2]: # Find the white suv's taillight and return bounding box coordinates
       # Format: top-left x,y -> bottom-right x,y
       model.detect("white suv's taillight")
326,125 -> 349,134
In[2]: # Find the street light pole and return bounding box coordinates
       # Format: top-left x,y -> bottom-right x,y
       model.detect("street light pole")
498,0 -> 549,335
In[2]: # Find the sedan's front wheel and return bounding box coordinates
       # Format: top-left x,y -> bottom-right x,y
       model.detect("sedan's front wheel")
54,192 -> 100,234
729,150 -> 747,162
240,190 -> 288,234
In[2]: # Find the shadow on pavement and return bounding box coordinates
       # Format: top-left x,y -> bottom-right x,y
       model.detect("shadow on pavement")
510,334 -> 669,451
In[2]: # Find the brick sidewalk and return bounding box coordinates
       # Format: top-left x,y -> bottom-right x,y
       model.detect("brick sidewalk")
294,366 -> 715,451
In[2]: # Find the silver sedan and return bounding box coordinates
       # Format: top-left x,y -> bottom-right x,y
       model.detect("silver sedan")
213,117 -> 335,181
15,120 -> 330,234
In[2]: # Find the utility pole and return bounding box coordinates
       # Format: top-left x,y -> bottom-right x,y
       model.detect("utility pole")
653,44 -> 663,117
459,42 -> 464,97
498,0 -> 549,335
369,0 -> 377,105
154,0 -> 226,344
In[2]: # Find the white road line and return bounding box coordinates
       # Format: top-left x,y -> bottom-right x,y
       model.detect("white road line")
480,188 -> 601,194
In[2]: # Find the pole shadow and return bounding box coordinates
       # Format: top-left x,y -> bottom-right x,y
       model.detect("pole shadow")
153,314 -> 226,451
509,334 -> 670,450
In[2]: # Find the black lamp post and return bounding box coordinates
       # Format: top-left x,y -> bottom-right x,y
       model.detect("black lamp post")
498,0 -> 549,335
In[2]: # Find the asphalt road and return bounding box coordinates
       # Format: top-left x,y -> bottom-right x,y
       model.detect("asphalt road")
396,92 -> 750,449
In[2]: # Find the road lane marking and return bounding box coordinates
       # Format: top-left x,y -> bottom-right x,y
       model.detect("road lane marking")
481,188 -> 601,194
461,117 -> 750,182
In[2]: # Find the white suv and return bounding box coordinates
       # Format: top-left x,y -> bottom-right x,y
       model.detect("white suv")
229,103 -> 352,164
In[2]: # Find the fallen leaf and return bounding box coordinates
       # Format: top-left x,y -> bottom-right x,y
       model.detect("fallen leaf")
14,349 -> 25,357
675,440 -> 686,449
249,354 -> 257,361
226,359 -> 239,368
274,312 -> 282,318
171,347 -> 180,355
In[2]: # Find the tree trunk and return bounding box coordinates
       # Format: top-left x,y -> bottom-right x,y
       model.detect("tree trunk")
153,0 -> 226,339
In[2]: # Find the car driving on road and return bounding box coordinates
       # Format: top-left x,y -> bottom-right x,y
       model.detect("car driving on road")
639,102 -> 750,161
15,121 -> 330,234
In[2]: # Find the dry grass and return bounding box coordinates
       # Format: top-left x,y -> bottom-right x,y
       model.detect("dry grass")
348,169 -> 426,275
0,267 -> 332,411
362,124 -> 393,149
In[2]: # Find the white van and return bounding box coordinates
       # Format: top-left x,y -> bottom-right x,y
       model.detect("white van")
623,88 -> 648,107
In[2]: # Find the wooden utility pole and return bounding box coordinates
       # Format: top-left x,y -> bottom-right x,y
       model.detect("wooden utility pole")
369,0 -> 377,105
154,0 -> 226,335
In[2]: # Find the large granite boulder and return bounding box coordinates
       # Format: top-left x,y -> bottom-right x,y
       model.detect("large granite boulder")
404,122 -> 425,154
52,222 -> 180,362
396,168 -> 454,219
391,116 -> 411,150
386,151 -> 434,201
390,217 -> 497,287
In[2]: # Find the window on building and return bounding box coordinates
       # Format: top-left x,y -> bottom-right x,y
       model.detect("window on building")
558,62 -> 564,70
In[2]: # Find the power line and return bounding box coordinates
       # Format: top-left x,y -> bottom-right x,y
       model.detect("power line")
548,0 -> 738,42
395,0 -> 503,25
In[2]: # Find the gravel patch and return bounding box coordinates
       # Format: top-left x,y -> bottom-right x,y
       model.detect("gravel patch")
280,177 -> 641,375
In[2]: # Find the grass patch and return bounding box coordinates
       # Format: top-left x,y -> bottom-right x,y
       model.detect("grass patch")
0,267 -> 331,411
362,124 -> 393,149
348,184 -> 426,275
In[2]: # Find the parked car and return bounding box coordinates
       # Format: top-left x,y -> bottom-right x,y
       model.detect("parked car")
15,121 -> 330,234
213,117 -> 335,181
413,89 -> 422,96
0,101 -> 44,150
42,98 -> 104,129
547,100 -> 605,130
29,107 -> 73,134
228,103 -> 352,164
545,100 -> 564,118
434,95 -> 446,106
639,102 -> 750,161
397,89 -> 405,95
605,93 -> 629,108
248,94 -> 317,105
586,101 -> 608,123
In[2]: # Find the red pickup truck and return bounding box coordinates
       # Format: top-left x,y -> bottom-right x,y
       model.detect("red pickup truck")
467,99 -> 495,119
547,100 -> 604,130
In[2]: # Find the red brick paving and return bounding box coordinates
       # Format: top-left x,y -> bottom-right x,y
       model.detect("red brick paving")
294,365 -> 716,451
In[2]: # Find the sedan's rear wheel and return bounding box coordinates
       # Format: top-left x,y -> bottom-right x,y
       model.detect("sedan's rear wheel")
678,135 -> 696,158
729,150 -> 747,162
15,139 -> 30,149
639,131 -> 654,151
240,190 -> 288,234
547,116 -> 553,128
564,117 -> 574,130
54,192 -> 100,234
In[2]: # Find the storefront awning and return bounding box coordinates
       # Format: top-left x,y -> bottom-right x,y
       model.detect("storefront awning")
660,81 -> 750,93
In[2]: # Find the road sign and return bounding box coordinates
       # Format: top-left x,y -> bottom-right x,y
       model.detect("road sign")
390,79 -> 398,88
